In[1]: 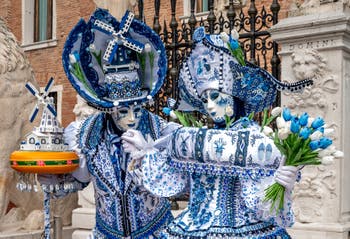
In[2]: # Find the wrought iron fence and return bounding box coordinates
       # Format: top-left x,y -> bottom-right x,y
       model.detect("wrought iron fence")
136,0 -> 281,116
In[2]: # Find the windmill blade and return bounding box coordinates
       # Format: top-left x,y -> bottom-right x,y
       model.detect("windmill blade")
119,11 -> 134,34
121,38 -> 144,53
25,82 -> 39,97
29,104 -> 40,122
43,77 -> 54,97
46,104 -> 57,117
93,19 -> 116,35
103,39 -> 118,63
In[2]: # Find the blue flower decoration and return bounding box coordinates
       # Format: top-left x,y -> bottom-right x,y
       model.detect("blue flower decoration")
282,108 -> 292,121
290,116 -> 300,133
229,38 -> 239,50
241,117 -> 250,128
319,137 -> 332,149
299,127 -> 311,140
311,117 -> 325,129
162,107 -> 172,116
309,140 -> 320,150
193,26 -> 205,43
298,112 -> 309,127
73,51 -> 80,61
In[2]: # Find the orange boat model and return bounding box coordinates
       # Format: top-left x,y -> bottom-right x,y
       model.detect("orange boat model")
10,78 -> 79,174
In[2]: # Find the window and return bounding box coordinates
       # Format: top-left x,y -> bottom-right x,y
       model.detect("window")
22,0 -> 57,50
182,0 -> 210,20
34,0 -> 53,42
196,0 -> 209,13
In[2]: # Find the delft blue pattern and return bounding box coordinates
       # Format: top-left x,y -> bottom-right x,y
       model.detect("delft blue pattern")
176,28 -> 313,116
77,110 -> 174,238
62,8 -> 167,110
143,120 -> 294,238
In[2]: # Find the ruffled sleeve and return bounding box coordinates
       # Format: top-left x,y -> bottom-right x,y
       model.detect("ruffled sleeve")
64,120 -> 91,183
142,120 -> 188,197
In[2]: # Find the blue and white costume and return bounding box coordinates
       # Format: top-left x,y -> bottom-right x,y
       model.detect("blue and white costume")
61,8 -> 174,239
65,111 -> 178,239
133,27 -> 312,238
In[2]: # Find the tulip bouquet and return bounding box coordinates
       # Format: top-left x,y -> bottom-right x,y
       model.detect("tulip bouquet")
262,107 -> 343,214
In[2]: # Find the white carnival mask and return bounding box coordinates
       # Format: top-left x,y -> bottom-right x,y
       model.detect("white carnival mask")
201,89 -> 234,124
112,104 -> 142,132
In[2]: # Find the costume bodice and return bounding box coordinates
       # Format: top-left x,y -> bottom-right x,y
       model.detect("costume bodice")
78,111 -> 173,239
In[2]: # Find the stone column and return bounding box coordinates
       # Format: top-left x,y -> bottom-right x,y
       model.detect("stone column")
270,1 -> 350,239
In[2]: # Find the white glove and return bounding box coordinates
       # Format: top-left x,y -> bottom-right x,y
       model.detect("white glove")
121,129 -> 151,151
275,165 -> 299,191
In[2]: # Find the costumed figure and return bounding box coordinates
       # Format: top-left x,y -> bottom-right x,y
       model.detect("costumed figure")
122,27 -> 313,238
58,9 -> 177,239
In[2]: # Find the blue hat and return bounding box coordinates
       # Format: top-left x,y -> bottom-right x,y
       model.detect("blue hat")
177,27 -> 313,115
62,9 -> 167,111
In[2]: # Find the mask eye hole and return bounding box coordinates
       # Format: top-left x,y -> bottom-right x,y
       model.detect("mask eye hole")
209,91 -> 219,101
133,107 -> 141,114
118,108 -> 129,115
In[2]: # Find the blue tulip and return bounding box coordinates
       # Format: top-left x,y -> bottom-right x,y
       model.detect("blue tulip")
290,116 -> 300,133
230,39 -> 239,50
316,127 -> 325,134
241,117 -> 250,128
282,108 -> 292,121
298,112 -> 309,127
309,140 -> 320,151
162,107 -> 172,116
73,51 -> 80,61
299,127 -> 311,140
311,117 -> 325,129
319,137 -> 332,149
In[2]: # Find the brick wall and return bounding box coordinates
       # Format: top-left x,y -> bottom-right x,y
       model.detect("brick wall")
0,0 -> 293,127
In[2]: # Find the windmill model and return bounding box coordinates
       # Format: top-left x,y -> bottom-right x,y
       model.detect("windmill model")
18,77 -> 68,151
9,78 -> 80,239
93,11 -> 144,73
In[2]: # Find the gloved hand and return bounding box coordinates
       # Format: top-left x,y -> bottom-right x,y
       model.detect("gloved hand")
121,129 -> 151,152
275,158 -> 299,191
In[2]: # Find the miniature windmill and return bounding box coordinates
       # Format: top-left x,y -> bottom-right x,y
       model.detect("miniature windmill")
93,10 -> 144,63
26,77 -> 57,123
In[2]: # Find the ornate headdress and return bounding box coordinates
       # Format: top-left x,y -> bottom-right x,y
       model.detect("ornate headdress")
62,9 -> 167,112
176,27 -> 313,115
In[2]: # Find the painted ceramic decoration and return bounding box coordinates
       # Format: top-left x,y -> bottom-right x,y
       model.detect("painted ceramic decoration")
10,78 -> 79,174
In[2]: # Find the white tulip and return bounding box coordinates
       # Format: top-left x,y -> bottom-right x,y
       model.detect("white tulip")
271,107 -> 282,117
278,127 -> 290,140
69,54 -> 77,64
231,29 -> 240,41
169,111 -> 178,120
332,150 -> 344,158
263,126 -> 273,136
220,32 -> 230,43
89,44 -> 96,52
225,106 -> 234,117
323,128 -> 335,137
144,43 -> 152,53
307,117 -> 315,127
276,117 -> 286,129
318,148 -> 333,158
321,156 -> 334,165
310,131 -> 323,141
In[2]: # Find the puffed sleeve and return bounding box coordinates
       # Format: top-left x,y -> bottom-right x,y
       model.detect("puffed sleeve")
64,120 -> 91,183
142,120 -> 189,197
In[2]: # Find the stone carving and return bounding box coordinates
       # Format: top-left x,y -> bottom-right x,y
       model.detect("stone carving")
293,165 -> 336,222
0,18 -> 77,233
284,49 -> 339,117
289,0 -> 347,16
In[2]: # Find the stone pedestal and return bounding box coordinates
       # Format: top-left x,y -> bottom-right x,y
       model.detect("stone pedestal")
270,2 -> 350,238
